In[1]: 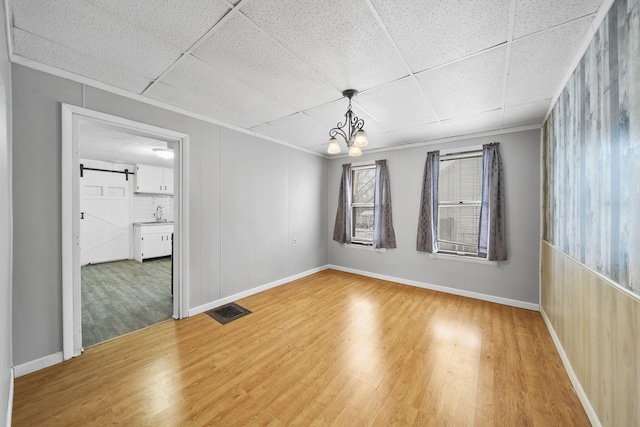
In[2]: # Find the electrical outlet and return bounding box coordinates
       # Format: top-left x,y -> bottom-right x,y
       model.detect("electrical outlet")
293,238 -> 297,246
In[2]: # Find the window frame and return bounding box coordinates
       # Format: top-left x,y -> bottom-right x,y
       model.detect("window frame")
350,163 -> 376,246
437,148 -> 483,257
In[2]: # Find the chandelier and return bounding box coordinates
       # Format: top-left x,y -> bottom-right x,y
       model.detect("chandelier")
327,89 -> 368,156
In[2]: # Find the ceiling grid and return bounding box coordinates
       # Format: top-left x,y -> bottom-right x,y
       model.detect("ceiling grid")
8,0 -> 611,155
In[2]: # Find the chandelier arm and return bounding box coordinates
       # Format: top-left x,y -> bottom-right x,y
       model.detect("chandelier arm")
329,126 -> 348,142
350,116 -> 365,139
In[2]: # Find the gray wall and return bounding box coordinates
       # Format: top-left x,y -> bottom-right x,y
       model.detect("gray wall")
0,1 -> 13,423
328,129 -> 541,305
11,64 -> 328,365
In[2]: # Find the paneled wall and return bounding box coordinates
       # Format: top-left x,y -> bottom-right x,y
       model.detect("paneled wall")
542,0 -> 640,425
328,129 -> 541,306
543,0 -> 640,296
11,64 -> 328,366
542,242 -> 639,426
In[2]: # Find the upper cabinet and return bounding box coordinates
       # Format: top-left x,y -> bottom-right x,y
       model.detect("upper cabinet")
163,167 -> 174,195
135,164 -> 174,195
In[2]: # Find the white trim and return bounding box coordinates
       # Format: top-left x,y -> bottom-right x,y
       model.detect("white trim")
351,163 -> 375,171
344,243 -> 385,252
538,132 -> 544,307
6,368 -> 13,427
439,144 -> 483,156
13,352 -> 64,378
61,104 -> 187,140
543,241 -> 640,303
540,307 -> 602,427
330,125 -> 541,158
189,266 -> 328,317
61,104 -> 190,361
428,252 -> 498,266
542,0 -> 616,123
10,55 -> 327,159
177,136 -> 190,318
327,264 -> 539,311
61,105 -> 75,359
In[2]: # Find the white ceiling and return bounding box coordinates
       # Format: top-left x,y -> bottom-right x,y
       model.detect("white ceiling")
78,118 -> 175,168
9,0 -> 607,156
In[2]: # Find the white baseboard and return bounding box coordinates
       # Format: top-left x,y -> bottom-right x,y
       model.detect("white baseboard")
327,265 -> 540,311
540,307 -> 601,427
13,352 -> 64,378
6,368 -> 13,427
13,265 -> 538,378
188,266 -> 329,317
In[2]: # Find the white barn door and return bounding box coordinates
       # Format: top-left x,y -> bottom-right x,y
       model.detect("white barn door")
80,166 -> 132,265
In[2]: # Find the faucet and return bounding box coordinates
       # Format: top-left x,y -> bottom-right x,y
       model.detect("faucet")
155,205 -> 164,222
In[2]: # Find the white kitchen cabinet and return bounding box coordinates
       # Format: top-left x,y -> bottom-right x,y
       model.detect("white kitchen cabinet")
163,167 -> 174,194
133,223 -> 174,261
135,164 -> 174,195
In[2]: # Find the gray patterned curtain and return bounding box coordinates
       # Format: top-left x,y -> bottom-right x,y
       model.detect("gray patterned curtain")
373,160 -> 396,249
417,151 -> 439,252
333,163 -> 352,244
478,143 -> 507,261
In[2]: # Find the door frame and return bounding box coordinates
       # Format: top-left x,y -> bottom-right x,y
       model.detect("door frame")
61,104 -> 190,360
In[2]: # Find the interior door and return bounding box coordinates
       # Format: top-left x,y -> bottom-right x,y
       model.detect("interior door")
80,169 -> 132,265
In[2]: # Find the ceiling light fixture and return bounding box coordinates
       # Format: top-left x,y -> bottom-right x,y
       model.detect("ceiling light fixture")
152,147 -> 174,159
327,89 -> 368,156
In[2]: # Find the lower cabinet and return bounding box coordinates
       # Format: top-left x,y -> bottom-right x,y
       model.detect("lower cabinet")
133,224 -> 173,261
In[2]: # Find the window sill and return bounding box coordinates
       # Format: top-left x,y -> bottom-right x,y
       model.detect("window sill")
344,243 -> 386,252
428,252 -> 497,266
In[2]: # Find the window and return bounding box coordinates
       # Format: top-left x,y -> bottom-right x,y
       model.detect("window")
351,165 -> 375,244
437,151 -> 482,256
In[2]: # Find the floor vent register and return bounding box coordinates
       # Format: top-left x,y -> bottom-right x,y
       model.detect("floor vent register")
205,302 -> 252,325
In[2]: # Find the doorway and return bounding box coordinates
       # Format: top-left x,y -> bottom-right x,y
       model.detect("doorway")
62,104 -> 190,359
78,121 -> 177,347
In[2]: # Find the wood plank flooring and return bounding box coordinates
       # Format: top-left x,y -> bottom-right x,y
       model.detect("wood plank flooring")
13,270 -> 590,426
82,257 -> 173,347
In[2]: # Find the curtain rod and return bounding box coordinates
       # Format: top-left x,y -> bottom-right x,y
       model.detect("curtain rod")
440,149 -> 482,159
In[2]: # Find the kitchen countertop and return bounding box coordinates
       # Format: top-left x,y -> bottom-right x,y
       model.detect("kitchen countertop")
133,221 -> 174,226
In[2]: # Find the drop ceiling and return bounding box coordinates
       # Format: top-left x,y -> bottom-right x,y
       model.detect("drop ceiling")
8,0 -> 608,155
78,118 -> 176,168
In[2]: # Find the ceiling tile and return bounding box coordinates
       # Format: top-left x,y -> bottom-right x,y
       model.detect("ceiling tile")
503,99 -> 550,128
251,113 -> 328,148
370,0 -> 510,72
144,81 -> 261,129
513,0 -> 601,39
193,14 -> 340,112
79,118 -> 174,168
304,98 -> 386,136
85,0 -> 232,51
13,28 -> 152,93
355,77 -> 439,131
441,109 -> 503,137
368,121 -> 448,148
158,55 -> 296,124
11,0 -> 182,79
417,46 -> 506,120
240,0 -> 408,91
506,16 -> 593,106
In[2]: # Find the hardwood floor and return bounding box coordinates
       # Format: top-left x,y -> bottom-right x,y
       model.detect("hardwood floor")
82,257 -> 173,347
13,270 -> 590,426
